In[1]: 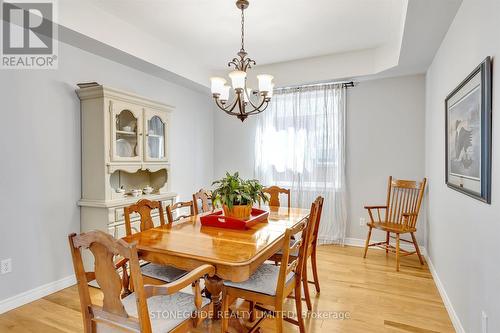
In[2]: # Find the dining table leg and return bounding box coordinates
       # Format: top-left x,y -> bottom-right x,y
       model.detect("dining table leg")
205,275 -> 247,333
205,275 -> 224,318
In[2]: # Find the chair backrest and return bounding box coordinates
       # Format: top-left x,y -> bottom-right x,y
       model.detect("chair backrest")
385,176 -> 427,228
263,186 -> 291,209
166,201 -> 195,224
276,219 -> 309,297
124,199 -> 165,236
192,189 -> 212,215
68,230 -> 152,332
308,196 -> 324,250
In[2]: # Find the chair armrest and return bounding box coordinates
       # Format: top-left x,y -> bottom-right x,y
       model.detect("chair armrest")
364,205 -> 387,210
144,264 -> 215,297
364,205 -> 387,223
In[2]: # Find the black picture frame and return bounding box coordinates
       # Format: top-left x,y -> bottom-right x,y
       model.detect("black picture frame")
445,56 -> 492,203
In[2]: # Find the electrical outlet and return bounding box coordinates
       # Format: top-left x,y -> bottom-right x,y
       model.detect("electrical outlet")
0,258 -> 12,275
360,217 -> 366,226
481,311 -> 488,333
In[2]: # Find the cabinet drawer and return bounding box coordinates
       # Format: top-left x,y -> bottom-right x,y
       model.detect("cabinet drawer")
108,220 -> 141,239
115,208 -> 141,222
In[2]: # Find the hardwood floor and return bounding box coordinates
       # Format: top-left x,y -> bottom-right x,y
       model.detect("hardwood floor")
0,245 -> 454,333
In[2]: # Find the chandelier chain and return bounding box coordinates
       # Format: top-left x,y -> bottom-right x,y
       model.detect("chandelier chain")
240,7 -> 245,52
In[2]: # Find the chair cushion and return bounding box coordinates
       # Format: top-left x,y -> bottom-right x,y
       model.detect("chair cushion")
122,292 -> 210,333
223,264 -> 295,296
141,263 -> 187,283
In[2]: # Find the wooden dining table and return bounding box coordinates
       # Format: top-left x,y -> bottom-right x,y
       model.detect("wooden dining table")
121,206 -> 310,318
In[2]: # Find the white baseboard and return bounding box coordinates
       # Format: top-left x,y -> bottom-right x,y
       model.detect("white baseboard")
426,255 -> 465,333
0,274 -> 76,314
344,237 -> 427,256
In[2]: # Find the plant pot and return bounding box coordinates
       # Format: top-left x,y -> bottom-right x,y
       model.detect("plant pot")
223,204 -> 252,220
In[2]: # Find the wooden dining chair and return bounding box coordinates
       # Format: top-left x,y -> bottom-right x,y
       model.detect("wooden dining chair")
192,188 -> 213,215
68,230 -> 215,333
221,218 -> 311,333
270,196 -> 323,311
124,199 -> 187,284
302,196 -> 323,310
263,186 -> 291,209
363,176 -> 427,271
166,201 -> 195,224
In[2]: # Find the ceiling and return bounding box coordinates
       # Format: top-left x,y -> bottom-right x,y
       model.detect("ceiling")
87,0 -> 406,70
57,0 -> 463,88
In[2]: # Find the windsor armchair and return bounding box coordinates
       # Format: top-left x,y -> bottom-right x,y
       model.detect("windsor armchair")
363,176 -> 427,271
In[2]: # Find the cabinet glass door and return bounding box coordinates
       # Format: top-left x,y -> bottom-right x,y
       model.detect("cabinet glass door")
144,110 -> 168,162
111,102 -> 142,162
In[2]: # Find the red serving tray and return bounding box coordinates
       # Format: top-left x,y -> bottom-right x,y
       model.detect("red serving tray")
200,208 -> 269,230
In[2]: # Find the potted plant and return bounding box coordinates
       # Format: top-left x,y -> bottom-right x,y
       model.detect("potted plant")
211,172 -> 269,220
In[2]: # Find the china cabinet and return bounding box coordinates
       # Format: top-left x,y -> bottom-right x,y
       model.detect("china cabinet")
76,83 -> 176,269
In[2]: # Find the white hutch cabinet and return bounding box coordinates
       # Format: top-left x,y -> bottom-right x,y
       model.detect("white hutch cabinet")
77,84 -> 176,267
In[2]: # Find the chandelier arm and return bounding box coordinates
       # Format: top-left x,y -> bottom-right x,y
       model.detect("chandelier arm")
244,98 -> 269,114
244,88 -> 260,110
228,94 -> 242,113
247,102 -> 270,116
237,93 -> 245,116
214,96 -> 239,115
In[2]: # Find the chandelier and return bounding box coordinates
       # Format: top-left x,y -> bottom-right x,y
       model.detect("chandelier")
210,0 -> 274,122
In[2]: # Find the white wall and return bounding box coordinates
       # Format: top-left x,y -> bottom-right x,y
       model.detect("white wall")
214,75 -> 426,242
0,41 -> 214,303
425,0 -> 500,332
347,75 -> 425,242
213,113 -> 257,180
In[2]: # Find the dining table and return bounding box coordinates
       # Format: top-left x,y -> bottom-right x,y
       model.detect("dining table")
121,206 -> 310,322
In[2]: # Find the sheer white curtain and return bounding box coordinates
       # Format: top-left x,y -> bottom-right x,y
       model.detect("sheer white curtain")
254,84 -> 347,245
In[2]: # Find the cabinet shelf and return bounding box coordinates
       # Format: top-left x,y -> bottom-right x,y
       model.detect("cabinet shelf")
116,130 -> 137,136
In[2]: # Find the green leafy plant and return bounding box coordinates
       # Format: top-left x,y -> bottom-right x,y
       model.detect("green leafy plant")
211,172 -> 269,210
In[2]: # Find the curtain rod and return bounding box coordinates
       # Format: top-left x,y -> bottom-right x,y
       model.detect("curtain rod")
275,80 -> 355,90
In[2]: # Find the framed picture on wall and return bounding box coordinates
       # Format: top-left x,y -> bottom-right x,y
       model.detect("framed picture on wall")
445,56 -> 492,203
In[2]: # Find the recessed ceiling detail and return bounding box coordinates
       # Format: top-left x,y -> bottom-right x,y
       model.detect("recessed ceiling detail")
56,0 -> 462,88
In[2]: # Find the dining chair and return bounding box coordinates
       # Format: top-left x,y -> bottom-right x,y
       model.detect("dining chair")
269,196 -> 323,311
68,230 -> 215,333
192,188 -> 213,215
124,199 -> 187,284
263,186 -> 291,209
301,196 -> 323,311
166,200 -> 195,224
220,218 -> 311,333
363,176 -> 427,271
